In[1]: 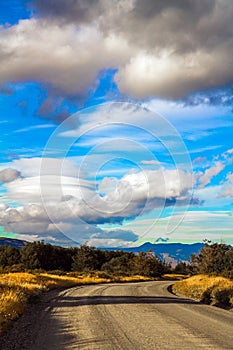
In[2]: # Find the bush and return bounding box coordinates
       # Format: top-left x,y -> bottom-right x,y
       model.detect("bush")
211,288 -> 233,307
173,275 -> 233,309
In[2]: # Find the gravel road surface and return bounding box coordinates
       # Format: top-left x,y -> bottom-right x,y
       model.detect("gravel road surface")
1,281 -> 233,349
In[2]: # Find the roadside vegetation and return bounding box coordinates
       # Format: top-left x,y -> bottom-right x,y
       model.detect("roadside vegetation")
173,275 -> 233,308
173,241 -> 233,308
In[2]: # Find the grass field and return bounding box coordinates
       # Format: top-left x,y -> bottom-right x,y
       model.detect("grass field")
0,272 -> 151,333
172,274 -> 233,308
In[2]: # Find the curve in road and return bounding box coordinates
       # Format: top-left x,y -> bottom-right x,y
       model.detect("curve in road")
1,281 -> 233,349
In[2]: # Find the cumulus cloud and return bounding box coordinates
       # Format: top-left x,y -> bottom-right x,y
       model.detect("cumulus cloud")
197,161 -> 225,188
0,200 -> 138,245
4,168 -> 193,216
0,18 -> 132,97
0,168 -> 21,183
0,0 -> 233,99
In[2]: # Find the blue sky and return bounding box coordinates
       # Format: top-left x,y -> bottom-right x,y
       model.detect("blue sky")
0,1 -> 232,247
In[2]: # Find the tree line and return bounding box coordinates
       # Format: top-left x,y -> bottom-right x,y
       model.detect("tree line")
0,240 -> 232,278
0,241 -> 168,277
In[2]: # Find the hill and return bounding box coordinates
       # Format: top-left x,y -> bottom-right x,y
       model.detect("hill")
107,242 -> 204,266
0,237 -> 27,249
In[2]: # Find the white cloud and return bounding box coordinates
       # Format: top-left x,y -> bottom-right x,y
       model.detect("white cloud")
226,148 -> 233,154
11,157 -> 81,177
197,161 -> 225,188
4,175 -> 93,204
86,238 -> 134,248
14,124 -> 56,133
90,228 -> 137,241
220,173 -> 233,197
222,148 -> 233,162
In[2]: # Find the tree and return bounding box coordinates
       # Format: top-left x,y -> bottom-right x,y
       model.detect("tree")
72,245 -> 100,272
191,241 -> 232,276
174,262 -> 191,275
101,253 -> 135,275
0,246 -> 20,268
131,252 -> 165,277
20,241 -> 75,271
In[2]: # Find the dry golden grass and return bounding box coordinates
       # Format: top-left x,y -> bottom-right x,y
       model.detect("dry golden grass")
172,274 -> 233,308
162,273 -> 188,280
0,272 -> 151,333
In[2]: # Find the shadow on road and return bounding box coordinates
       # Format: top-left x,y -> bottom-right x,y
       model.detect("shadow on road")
56,295 -> 198,307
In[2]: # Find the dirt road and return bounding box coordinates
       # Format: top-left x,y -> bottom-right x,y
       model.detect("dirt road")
1,281 -> 233,349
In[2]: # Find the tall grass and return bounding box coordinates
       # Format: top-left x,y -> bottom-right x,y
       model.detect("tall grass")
0,272 -> 150,333
172,274 -> 233,308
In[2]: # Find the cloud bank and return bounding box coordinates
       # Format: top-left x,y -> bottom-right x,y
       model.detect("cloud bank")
0,0 -> 233,99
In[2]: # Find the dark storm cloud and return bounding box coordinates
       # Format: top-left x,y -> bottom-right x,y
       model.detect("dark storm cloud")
0,0 -> 232,99
33,0 -> 102,24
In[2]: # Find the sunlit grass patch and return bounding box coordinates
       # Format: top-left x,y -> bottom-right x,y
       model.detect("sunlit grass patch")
162,273 -> 188,280
0,273 -> 46,332
172,274 -> 233,308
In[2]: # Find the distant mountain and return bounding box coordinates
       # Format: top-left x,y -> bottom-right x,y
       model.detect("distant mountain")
107,242 -> 204,265
0,236 -> 79,248
0,237 -> 27,249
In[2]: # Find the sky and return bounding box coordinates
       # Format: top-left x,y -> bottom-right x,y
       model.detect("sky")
0,0 -> 232,247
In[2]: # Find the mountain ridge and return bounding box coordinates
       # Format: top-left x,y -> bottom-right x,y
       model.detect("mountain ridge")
104,242 -> 204,265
